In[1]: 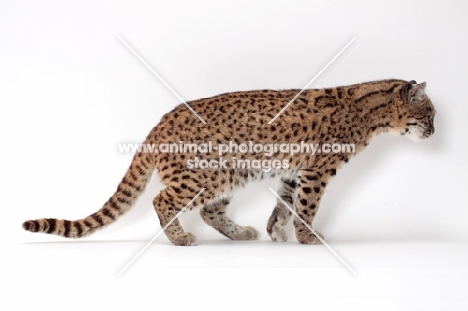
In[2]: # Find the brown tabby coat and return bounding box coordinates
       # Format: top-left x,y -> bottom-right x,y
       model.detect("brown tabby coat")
23,79 -> 435,245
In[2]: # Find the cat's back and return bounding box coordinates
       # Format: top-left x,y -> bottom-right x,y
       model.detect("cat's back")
155,88 -> 323,132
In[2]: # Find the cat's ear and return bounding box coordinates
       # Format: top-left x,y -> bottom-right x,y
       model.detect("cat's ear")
408,81 -> 426,104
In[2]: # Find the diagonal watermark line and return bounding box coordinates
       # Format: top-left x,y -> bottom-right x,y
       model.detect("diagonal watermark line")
117,188 -> 206,276
268,37 -> 356,124
118,36 -> 207,124
268,188 -> 357,275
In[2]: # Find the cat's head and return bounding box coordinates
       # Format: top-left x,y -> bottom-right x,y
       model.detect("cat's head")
393,80 -> 435,141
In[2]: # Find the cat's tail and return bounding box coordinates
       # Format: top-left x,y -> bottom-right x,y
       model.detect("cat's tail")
22,150 -> 155,238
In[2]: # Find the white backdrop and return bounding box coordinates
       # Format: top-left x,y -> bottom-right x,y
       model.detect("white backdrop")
2,1 -> 468,310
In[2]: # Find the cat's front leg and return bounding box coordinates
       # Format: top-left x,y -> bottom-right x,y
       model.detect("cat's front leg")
267,177 -> 299,242
293,169 -> 333,244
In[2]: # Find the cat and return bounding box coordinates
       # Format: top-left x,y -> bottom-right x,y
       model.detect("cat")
22,79 -> 435,245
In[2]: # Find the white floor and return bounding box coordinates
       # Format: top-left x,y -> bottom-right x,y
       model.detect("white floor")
9,239 -> 468,310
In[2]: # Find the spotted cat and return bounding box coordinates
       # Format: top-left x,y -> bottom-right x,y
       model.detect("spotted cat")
22,79 -> 435,245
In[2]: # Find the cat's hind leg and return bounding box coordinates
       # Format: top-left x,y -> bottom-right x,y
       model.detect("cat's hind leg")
200,197 -> 258,240
153,187 -> 202,246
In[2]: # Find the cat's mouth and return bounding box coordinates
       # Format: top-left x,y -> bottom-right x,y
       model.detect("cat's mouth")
422,129 -> 434,139
405,125 -> 434,142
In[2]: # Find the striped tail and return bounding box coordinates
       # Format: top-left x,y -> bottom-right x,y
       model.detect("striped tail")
22,151 -> 154,238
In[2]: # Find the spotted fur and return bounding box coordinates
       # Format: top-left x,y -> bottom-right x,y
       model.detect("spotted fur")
22,79 -> 435,245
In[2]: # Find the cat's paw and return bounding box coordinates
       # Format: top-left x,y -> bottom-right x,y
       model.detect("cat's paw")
238,226 -> 259,240
269,225 -> 288,242
172,232 -> 198,246
296,230 -> 324,245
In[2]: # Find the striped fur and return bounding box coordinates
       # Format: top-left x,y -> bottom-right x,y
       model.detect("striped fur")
22,151 -> 154,238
